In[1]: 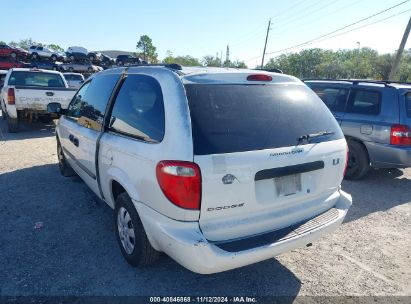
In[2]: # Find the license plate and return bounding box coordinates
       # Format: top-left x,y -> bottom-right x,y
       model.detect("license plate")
275,174 -> 302,196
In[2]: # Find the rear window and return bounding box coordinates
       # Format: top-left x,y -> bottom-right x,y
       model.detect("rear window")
64,74 -> 83,81
185,84 -> 344,155
406,93 -> 411,118
8,71 -> 65,88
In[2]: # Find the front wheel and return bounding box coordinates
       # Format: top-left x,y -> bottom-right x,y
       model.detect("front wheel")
345,140 -> 370,180
57,140 -> 75,177
114,192 -> 159,267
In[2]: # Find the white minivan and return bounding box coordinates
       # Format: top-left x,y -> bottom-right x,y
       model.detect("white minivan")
49,65 -> 352,274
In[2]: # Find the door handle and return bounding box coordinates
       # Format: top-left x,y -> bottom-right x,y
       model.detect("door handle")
68,134 -> 79,147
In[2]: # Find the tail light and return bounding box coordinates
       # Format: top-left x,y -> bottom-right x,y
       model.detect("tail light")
390,124 -> 411,146
344,144 -> 349,176
7,88 -> 15,105
247,74 -> 272,81
156,161 -> 201,210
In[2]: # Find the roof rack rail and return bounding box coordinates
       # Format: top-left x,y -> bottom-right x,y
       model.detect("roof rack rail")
124,63 -> 183,71
302,78 -> 411,88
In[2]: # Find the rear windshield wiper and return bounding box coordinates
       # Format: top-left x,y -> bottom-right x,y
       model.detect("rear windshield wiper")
297,131 -> 335,144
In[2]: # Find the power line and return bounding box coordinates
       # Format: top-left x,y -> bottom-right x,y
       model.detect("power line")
244,1 -> 411,63
300,8 -> 411,47
264,0 -> 410,56
272,0 -> 341,31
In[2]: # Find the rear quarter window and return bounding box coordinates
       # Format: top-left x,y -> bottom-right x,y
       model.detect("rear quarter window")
185,83 -> 344,155
308,86 -> 348,112
346,89 -> 381,115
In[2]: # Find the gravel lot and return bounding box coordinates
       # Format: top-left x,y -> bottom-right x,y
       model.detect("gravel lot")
0,116 -> 410,298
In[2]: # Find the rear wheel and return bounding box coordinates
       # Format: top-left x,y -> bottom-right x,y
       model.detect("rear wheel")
10,52 -> 16,59
114,192 -> 159,267
57,140 -> 75,177
88,67 -> 93,73
31,53 -> 38,59
69,67 -> 74,72
6,114 -> 19,133
51,55 -> 57,61
345,140 -> 370,180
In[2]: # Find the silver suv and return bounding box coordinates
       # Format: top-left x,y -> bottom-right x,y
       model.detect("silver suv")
48,66 -> 352,274
305,80 -> 411,180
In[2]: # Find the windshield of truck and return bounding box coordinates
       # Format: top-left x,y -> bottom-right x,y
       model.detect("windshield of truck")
185,83 -> 343,155
8,71 -> 65,88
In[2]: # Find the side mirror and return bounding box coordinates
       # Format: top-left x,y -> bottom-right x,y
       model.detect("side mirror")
47,102 -> 63,114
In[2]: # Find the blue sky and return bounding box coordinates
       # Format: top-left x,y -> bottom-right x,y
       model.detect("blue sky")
2,0 -> 410,67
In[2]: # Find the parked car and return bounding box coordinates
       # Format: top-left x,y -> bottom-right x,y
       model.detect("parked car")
63,73 -> 84,89
0,59 -> 25,70
305,79 -> 411,179
60,61 -> 103,73
116,54 -> 141,66
29,46 -> 66,61
0,68 -> 77,132
47,66 -> 352,274
66,46 -> 88,62
28,60 -> 61,71
0,44 -> 29,59
99,54 -> 115,67
87,51 -> 103,62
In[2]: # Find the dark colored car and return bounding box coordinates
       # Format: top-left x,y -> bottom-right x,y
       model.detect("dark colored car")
66,52 -> 88,62
0,59 -> 25,70
100,54 -> 115,67
0,44 -> 29,59
305,79 -> 411,180
115,55 -> 142,66
28,60 -> 61,71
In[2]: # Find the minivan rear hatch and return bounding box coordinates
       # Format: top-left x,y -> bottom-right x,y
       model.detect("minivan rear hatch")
185,77 -> 347,242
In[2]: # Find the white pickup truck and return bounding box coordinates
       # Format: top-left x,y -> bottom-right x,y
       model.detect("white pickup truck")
1,68 -> 77,132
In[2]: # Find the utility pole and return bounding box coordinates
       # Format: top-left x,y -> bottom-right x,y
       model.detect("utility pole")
260,18 -> 271,69
389,16 -> 411,80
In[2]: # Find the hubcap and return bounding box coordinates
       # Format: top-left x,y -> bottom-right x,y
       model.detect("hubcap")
117,207 -> 135,254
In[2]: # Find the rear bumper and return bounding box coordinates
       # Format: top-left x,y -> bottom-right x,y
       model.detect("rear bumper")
365,142 -> 411,168
135,190 -> 352,274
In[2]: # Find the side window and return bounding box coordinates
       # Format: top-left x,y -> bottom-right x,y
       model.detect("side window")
311,86 -> 348,112
347,89 -> 381,115
66,82 -> 91,118
406,93 -> 411,118
75,74 -> 120,131
109,74 -> 165,143
37,47 -> 43,51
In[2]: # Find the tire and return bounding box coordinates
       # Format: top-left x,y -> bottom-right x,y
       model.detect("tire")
51,55 -> 57,61
69,67 -> 74,72
118,60 -> 123,66
6,114 -> 18,133
88,55 -> 95,62
114,192 -> 159,267
345,140 -> 370,180
69,55 -> 75,61
39,115 -> 53,123
31,53 -> 38,59
57,140 -> 75,177
87,67 -> 94,73
10,52 -> 16,59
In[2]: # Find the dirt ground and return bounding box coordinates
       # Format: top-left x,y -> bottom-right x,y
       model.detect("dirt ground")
0,117 -> 410,298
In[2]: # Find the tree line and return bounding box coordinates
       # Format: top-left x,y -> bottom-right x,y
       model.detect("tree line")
2,36 -> 410,81
264,47 -> 411,82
